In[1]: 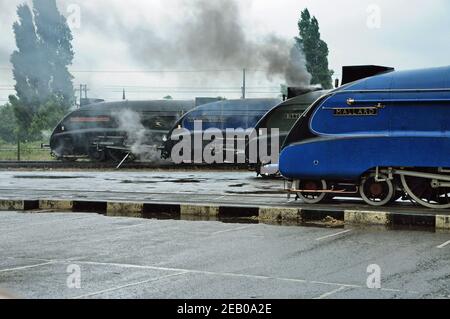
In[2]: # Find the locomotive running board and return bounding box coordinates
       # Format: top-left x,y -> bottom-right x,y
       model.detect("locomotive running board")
286,182 -> 359,195
287,189 -> 358,194
386,169 -> 450,182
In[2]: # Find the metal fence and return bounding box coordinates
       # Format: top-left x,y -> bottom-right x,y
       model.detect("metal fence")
0,145 -> 52,161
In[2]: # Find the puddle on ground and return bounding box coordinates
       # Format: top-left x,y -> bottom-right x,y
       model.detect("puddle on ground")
229,184 -> 248,188
13,175 -> 94,180
121,180 -> 158,184
177,215 -> 261,225
169,179 -> 205,183
390,225 -> 436,232
140,213 -> 345,228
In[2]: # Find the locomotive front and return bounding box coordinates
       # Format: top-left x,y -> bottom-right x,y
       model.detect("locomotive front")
280,66 -> 450,209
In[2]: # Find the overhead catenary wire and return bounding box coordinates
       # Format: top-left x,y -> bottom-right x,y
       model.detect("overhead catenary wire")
0,67 -> 284,101
0,67 -> 270,74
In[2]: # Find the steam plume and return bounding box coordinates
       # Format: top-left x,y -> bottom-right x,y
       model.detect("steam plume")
112,109 -> 165,162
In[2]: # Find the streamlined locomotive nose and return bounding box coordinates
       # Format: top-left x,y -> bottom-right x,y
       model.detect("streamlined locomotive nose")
280,66 -> 450,209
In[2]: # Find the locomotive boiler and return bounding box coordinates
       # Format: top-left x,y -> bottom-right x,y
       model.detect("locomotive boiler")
280,66 -> 450,209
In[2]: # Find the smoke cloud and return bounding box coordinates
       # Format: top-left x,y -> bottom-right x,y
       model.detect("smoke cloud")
80,0 -> 311,87
129,0 -> 311,86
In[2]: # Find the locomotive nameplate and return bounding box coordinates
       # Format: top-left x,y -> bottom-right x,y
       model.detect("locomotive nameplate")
333,107 -> 378,116
285,113 -> 302,120
70,116 -> 111,123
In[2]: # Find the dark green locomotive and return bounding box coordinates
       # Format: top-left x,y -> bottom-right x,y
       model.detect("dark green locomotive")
50,100 -> 197,162
249,89 -> 329,176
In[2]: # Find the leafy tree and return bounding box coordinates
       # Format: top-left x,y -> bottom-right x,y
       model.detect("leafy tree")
9,95 -> 34,141
29,96 -> 69,139
33,0 -> 74,106
296,9 -> 334,89
9,0 -> 74,141
163,95 -> 173,100
0,104 -> 18,144
10,4 -> 44,111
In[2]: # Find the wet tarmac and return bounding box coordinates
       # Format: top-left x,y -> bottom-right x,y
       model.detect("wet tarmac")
0,170 -> 282,198
0,170 -> 447,216
0,170 -> 449,299
0,211 -> 449,299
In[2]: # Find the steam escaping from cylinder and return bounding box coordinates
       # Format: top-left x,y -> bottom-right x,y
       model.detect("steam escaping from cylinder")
112,109 -> 165,163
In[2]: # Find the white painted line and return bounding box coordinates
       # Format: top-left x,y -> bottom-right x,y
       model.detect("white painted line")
0,262 -> 54,273
437,240 -> 450,249
115,223 -> 147,230
314,286 -> 347,299
309,280 -> 362,289
32,258 -> 419,295
212,225 -> 253,235
315,229 -> 352,241
4,216 -> 92,229
72,272 -> 187,299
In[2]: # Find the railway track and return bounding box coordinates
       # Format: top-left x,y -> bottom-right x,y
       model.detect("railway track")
0,161 -> 251,170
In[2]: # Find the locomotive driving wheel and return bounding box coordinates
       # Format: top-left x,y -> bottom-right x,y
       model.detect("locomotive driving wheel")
400,174 -> 450,209
297,180 -> 328,204
88,146 -> 106,162
359,173 -> 395,207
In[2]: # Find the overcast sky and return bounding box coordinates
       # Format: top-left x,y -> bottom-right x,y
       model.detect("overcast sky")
1,0 -> 449,103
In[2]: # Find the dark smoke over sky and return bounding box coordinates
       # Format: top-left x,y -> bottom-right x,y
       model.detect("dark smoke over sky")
79,0 -> 311,87
125,0 -> 311,86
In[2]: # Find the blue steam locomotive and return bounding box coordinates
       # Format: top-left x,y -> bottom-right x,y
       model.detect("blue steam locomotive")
280,66 -> 450,209
161,98 -> 281,162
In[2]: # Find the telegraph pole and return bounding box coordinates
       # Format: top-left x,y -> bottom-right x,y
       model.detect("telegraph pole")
79,84 -> 83,107
78,84 -> 89,107
17,135 -> 21,162
241,68 -> 246,99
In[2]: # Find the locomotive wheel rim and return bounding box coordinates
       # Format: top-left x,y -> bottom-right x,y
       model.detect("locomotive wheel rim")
88,147 -> 106,162
297,180 -> 328,204
360,174 -> 394,207
400,174 -> 450,209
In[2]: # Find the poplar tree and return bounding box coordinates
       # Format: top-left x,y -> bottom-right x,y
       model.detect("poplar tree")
9,0 -> 75,140
296,9 -> 334,89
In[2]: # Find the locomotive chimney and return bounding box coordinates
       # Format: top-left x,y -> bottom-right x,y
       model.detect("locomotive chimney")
287,87 -> 314,100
